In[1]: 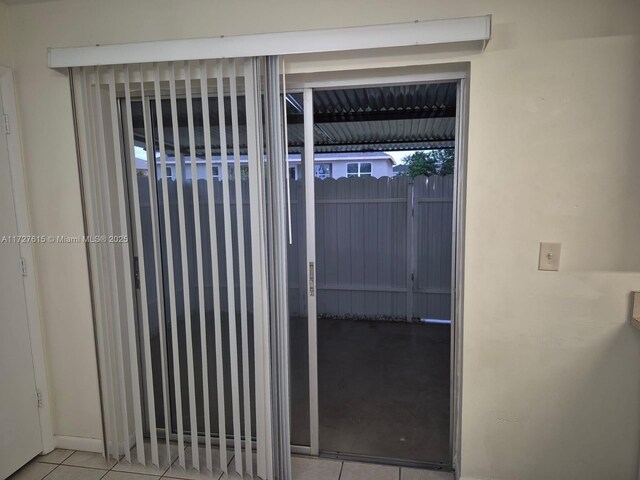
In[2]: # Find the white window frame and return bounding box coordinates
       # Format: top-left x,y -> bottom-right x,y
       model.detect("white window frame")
346,162 -> 372,178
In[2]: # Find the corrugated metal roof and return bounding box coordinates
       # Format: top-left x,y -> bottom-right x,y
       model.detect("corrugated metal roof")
285,83 -> 456,152
131,82 -> 456,155
311,83 -> 455,116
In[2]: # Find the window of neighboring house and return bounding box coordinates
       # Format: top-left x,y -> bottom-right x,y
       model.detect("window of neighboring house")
314,163 -> 332,179
346,162 -> 372,178
228,164 -> 249,180
289,165 -> 298,181
212,165 -> 220,180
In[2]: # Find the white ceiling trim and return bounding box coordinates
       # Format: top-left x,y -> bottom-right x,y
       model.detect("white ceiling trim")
48,15 -> 491,69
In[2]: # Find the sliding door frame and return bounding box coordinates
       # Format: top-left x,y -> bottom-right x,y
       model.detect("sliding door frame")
287,64 -> 469,478
303,87 -> 319,457
97,61 -> 469,478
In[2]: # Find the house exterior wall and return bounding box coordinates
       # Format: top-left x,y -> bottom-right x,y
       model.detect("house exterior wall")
152,157 -> 394,180
330,159 -> 394,178
3,1 -> 640,478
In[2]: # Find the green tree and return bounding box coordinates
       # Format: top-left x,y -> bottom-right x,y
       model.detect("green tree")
401,150 -> 454,177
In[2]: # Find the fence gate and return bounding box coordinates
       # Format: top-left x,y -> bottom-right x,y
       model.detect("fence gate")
314,174 -> 454,322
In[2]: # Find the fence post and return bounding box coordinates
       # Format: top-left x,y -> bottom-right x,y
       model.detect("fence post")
406,178 -> 415,322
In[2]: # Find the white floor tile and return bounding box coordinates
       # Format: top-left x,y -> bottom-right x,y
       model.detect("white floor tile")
112,442 -> 180,476
340,462 -> 399,480
401,468 -> 454,480
36,449 -> 74,465
164,446 -> 232,480
45,465 -> 106,480
291,456 -> 342,480
8,462 -> 56,480
103,471 -> 160,480
222,451 -> 259,479
62,450 -> 117,470
220,450 -> 258,480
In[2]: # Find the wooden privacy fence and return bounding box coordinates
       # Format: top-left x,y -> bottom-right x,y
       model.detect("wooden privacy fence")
315,175 -> 453,321
136,174 -> 453,323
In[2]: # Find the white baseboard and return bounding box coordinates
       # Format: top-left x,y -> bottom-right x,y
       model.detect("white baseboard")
54,435 -> 103,453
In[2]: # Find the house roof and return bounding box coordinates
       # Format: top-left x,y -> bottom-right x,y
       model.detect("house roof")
136,151 -> 395,166
392,164 -> 408,175
131,82 -> 456,155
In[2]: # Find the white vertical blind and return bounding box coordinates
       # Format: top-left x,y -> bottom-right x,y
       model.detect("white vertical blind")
91,65 -> 129,460
244,58 -> 272,480
229,59 -> 254,478
123,65 -> 159,467
168,62 -> 200,472
74,67 -> 121,459
152,63 -> 186,470
184,62 -> 213,474
70,57 -> 282,479
109,66 -> 146,466
140,75 -> 174,468
263,57 -> 292,480
215,60 -> 244,477
199,60 -> 229,475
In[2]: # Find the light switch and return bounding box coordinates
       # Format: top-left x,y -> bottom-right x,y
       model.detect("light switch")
539,242 -> 561,271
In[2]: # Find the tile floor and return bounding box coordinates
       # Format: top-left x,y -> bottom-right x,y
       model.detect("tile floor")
9,446 -> 454,480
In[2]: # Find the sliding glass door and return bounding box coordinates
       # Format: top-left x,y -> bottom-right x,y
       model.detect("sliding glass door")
288,81 -> 457,468
72,56 -> 459,479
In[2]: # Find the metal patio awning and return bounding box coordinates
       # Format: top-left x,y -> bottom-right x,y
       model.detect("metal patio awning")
131,82 -> 456,154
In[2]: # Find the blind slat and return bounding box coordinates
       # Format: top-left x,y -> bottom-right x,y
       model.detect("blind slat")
92,66 -> 128,461
142,70 -> 173,468
229,59 -> 254,478
200,61 -> 229,475
108,66 -> 145,465
216,60 -> 244,477
77,67 -> 119,461
168,61 -> 200,472
153,63 -> 186,469
123,65 -> 155,467
184,62 -> 214,475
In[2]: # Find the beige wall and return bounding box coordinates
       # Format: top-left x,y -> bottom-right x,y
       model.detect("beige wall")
4,0 -> 640,478
0,3 -> 11,67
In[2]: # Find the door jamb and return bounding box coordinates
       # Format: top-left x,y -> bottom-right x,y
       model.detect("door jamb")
452,75 -> 469,480
0,66 -> 55,454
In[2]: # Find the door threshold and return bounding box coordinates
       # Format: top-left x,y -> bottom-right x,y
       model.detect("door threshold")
316,450 -> 452,472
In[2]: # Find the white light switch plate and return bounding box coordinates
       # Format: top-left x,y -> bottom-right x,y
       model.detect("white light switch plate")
539,242 -> 561,271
